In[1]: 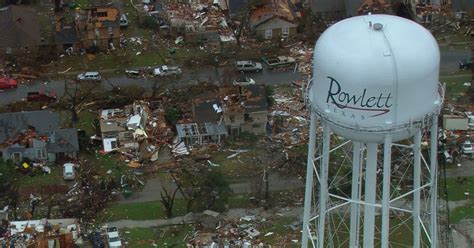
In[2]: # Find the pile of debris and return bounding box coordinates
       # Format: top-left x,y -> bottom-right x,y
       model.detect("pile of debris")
287,41 -> 314,76
269,87 -> 309,147
165,3 -> 236,46
1,218 -> 83,247
185,209 -> 301,247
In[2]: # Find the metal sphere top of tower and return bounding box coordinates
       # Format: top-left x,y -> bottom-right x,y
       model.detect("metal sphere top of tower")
310,14 -> 442,143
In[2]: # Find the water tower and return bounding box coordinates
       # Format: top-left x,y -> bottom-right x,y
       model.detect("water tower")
301,14 -> 443,247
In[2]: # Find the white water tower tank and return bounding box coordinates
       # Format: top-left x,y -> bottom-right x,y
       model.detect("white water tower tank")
311,14 -> 441,143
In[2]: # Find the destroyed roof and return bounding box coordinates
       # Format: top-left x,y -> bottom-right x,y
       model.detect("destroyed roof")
253,17 -> 297,30
87,6 -> 120,28
0,5 -> 42,48
47,129 -> 79,153
193,99 -> 222,123
250,0 -> 297,28
357,0 -> 390,15
55,26 -> 78,45
452,0 -> 474,11
100,118 -> 127,133
0,111 -> 59,143
228,0 -> 249,18
54,10 -> 78,45
241,85 -> 268,113
176,122 -> 227,138
310,0 -> 346,13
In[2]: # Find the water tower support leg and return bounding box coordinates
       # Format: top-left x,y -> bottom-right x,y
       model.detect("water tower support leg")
381,135 -> 392,248
363,143 -> 378,248
350,142 -> 362,248
430,116 -> 439,247
318,121 -> 331,248
302,112 -> 318,248
413,130 -> 422,248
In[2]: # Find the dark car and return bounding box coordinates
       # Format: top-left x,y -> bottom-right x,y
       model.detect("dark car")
459,58 -> 472,70
89,231 -> 105,248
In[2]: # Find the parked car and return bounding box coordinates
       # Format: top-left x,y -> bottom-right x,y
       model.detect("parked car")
88,231 -> 105,248
233,77 -> 255,86
77,71 -> 101,81
63,163 -> 75,180
235,60 -> 263,72
152,65 -> 182,77
443,150 -> 453,163
462,141 -> 473,154
0,77 -> 17,89
106,227 -> 122,248
26,90 -> 57,102
119,14 -> 128,27
262,56 -> 296,69
459,58 -> 472,70
125,69 -> 142,78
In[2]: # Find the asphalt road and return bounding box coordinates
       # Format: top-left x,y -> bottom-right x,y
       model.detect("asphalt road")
0,48 -> 469,106
440,47 -> 472,73
0,66 -> 307,105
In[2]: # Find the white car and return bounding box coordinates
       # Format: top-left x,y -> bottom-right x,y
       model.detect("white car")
462,141 -> 473,154
235,60 -> 263,72
77,71 -> 101,81
233,77 -> 255,86
106,227 -> 122,248
152,65 -> 182,77
63,163 -> 75,180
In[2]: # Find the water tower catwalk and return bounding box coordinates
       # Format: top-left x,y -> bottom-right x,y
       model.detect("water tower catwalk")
301,14 -> 443,247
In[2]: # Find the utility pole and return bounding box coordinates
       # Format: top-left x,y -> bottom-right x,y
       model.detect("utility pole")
263,168 -> 269,209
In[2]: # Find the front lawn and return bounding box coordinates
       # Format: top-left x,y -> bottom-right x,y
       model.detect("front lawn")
102,200 -> 187,221
120,225 -> 193,247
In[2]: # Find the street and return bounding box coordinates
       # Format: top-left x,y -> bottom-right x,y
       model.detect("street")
0,65 -> 307,105
0,48 -> 468,106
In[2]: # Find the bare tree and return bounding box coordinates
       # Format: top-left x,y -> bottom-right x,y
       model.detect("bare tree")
62,78 -> 100,127
234,0 -> 258,48
160,185 -> 179,218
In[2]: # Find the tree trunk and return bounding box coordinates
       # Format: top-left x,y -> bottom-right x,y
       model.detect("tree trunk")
71,107 -> 78,127
160,186 -> 178,218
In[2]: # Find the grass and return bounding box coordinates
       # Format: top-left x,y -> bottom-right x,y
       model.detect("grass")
451,204 -> 474,223
120,225 -> 193,247
440,176 -> 474,201
76,109 -> 98,136
102,199 -> 188,221
103,193 -> 256,221
208,149 -> 263,183
439,73 -> 472,102
227,194 -> 252,208
439,176 -> 474,223
19,165 -> 64,187
93,153 -> 129,178
259,216 -> 300,245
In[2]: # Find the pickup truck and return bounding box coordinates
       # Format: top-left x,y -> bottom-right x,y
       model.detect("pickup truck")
152,65 -> 182,77
262,56 -> 296,69
26,90 -> 57,102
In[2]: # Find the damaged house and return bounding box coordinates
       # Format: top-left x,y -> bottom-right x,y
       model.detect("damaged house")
166,3 -> 236,45
78,6 -> 121,49
249,0 -> 299,40
0,111 -> 79,162
221,85 -> 268,135
176,96 -> 228,147
99,102 -> 150,152
0,5 -> 43,52
54,7 -> 80,53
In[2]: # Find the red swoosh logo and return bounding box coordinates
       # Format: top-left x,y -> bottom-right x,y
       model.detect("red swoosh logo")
332,103 -> 390,117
